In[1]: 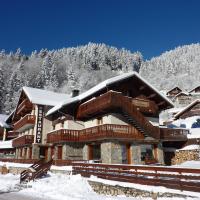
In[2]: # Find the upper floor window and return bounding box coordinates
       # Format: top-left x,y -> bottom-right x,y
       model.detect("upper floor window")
97,117 -> 103,125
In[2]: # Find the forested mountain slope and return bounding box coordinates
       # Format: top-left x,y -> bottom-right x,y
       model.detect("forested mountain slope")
0,43 -> 142,113
140,43 -> 200,91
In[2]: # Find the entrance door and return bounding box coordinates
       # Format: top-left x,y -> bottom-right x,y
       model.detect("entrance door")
88,145 -> 93,160
126,144 -> 131,164
57,146 -> 62,160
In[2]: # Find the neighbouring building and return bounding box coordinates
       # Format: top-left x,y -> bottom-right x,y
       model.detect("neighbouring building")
166,87 -> 182,99
0,114 -> 15,158
7,72 -> 190,165
8,87 -> 70,160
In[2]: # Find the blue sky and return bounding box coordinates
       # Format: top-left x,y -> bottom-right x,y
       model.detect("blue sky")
0,0 -> 200,59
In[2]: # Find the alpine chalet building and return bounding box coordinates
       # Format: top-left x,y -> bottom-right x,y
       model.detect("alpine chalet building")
9,72 -> 189,165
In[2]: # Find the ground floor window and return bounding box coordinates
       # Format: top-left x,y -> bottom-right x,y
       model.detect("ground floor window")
141,144 -> 154,161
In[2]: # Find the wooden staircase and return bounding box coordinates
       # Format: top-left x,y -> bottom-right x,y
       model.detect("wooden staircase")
77,91 -> 160,139
20,159 -> 53,183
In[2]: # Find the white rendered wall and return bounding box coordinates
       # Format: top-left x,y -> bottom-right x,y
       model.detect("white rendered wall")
84,114 -> 128,128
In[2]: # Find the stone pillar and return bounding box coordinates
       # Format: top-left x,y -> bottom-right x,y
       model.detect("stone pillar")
15,148 -> 19,159
32,144 -> 40,159
101,142 -> 122,164
130,144 -> 142,164
83,144 -> 89,160
26,147 -> 30,159
22,148 -> 25,158
54,146 -> 58,160
47,147 -> 52,161
156,143 -> 164,164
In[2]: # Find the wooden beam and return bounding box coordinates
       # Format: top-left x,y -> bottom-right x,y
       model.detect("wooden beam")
139,85 -> 146,91
158,101 -> 165,106
147,93 -> 156,98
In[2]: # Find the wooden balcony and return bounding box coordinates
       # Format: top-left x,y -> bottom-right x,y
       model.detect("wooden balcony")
77,91 -> 160,139
13,114 -> 36,132
47,124 -> 144,143
160,128 -> 188,141
47,129 -> 79,143
6,131 -> 19,139
12,135 -> 34,148
16,99 -> 33,116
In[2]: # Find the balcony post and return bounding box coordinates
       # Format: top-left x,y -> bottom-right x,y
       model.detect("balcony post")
130,143 -> 142,164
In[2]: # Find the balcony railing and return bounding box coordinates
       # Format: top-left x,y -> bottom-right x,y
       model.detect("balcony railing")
16,99 -> 33,115
12,135 -> 34,148
13,114 -> 36,131
160,128 -> 188,141
77,91 -> 160,139
6,131 -> 19,139
47,124 -> 144,143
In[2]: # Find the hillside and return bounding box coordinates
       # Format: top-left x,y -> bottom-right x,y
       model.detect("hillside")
140,43 -> 200,91
0,43 -> 142,113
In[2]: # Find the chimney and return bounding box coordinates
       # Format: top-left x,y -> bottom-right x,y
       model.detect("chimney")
72,89 -> 79,97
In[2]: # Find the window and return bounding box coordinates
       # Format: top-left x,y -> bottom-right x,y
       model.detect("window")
97,117 -> 103,125
141,145 -> 154,161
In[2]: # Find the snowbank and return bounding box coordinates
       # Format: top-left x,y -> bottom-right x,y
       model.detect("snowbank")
0,173 -> 19,193
0,140 -> 13,149
173,160 -> 200,169
21,173 -> 133,200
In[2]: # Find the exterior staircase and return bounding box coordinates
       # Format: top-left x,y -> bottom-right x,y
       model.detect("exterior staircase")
77,91 -> 160,139
20,159 -> 53,183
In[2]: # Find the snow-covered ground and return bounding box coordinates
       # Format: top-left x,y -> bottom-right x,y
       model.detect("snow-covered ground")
0,172 -> 200,200
1,161 -> 200,199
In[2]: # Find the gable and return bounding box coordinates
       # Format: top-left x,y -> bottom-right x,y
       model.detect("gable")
167,87 -> 182,96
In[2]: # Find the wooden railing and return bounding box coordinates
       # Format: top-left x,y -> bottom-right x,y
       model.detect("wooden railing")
6,131 -> 19,139
77,91 -> 160,139
79,124 -> 143,141
13,114 -> 35,131
20,159 -> 53,183
160,128 -> 188,141
0,158 -> 38,164
16,99 -> 33,115
47,124 -> 144,143
47,129 -> 79,143
72,163 -> 200,192
12,135 -> 34,148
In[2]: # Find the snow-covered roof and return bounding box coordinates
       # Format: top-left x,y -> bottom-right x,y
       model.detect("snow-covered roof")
166,86 -> 182,95
0,140 -> 13,149
174,99 -> 200,119
178,144 -> 199,151
174,91 -> 190,98
47,71 -> 174,116
0,114 -> 10,128
22,87 -> 70,106
189,85 -> 200,93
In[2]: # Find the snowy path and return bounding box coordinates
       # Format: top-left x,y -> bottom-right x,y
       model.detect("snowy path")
0,193 -> 52,200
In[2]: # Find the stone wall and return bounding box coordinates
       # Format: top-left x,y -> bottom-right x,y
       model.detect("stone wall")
171,149 -> 199,165
62,143 -> 84,160
88,181 -> 190,198
101,142 -> 122,164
